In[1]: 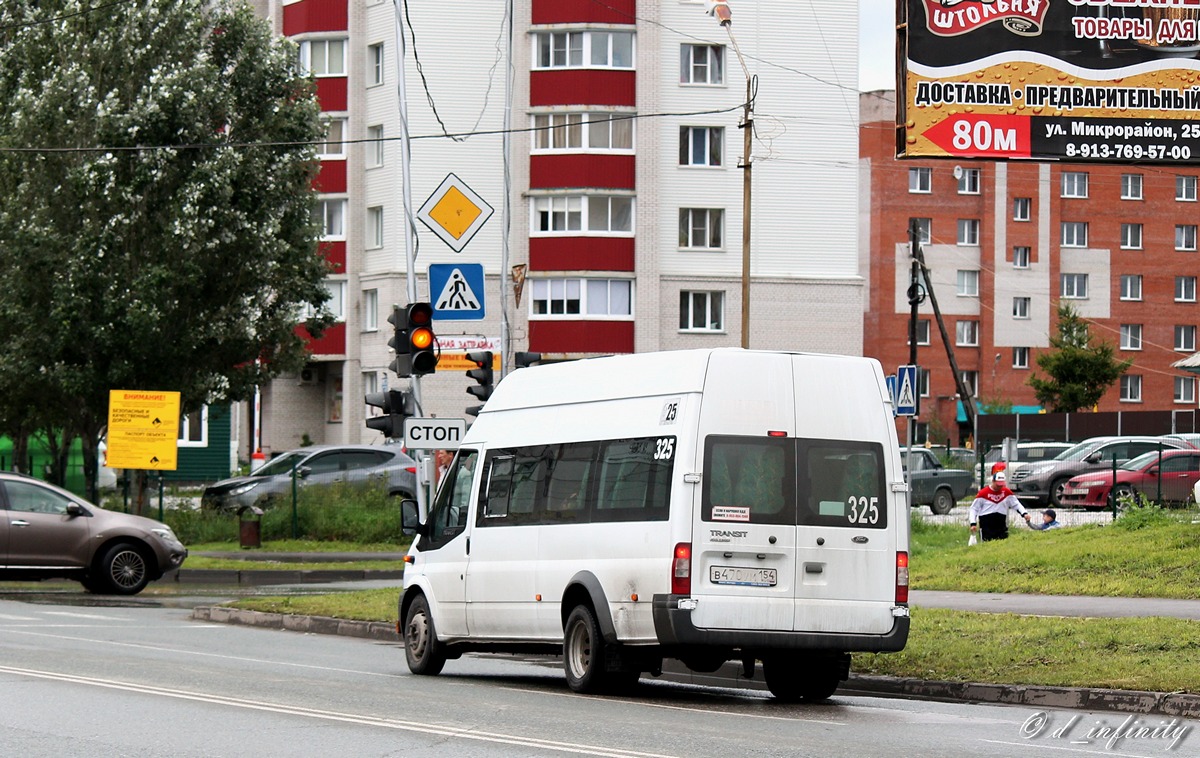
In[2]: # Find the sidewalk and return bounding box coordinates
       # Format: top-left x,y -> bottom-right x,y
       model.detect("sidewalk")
184,555 -> 1200,717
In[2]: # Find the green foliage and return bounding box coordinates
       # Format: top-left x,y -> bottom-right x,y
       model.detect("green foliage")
0,0 -> 330,498
259,481 -> 406,543
1112,499 -> 1175,531
1027,304 -> 1131,412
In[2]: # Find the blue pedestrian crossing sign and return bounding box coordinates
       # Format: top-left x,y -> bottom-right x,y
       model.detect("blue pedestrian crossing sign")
886,375 -> 897,418
429,263 -> 485,321
896,364 -> 919,417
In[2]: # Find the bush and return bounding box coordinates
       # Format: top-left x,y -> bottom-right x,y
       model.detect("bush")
1112,499 -> 1175,531
257,480 -> 406,543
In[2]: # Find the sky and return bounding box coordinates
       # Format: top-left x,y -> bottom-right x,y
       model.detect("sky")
859,0 -> 896,92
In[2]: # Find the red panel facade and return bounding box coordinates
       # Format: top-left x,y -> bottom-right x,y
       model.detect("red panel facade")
529,154 -> 634,190
529,237 -> 634,272
532,0 -> 634,25
321,241 -> 346,274
313,159 -> 346,193
530,320 -> 633,354
298,321 -> 346,357
530,70 -> 635,108
283,0 -> 348,36
315,77 -> 347,111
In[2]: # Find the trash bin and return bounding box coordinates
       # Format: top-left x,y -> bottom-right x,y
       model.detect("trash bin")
238,506 -> 263,549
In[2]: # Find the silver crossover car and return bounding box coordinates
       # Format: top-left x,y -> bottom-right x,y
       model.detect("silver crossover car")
0,472 -> 187,595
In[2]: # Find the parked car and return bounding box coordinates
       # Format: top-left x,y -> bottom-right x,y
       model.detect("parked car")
901,447 -> 975,514
200,444 -> 418,512
0,472 -> 187,595
1007,436 -> 1190,507
1162,433 -> 1200,449
978,441 -> 1074,482
1061,449 -> 1200,509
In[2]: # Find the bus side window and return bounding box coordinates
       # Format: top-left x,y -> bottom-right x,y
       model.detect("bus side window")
483,455 -> 514,521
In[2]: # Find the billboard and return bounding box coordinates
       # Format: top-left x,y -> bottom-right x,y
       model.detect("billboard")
899,0 -> 1200,162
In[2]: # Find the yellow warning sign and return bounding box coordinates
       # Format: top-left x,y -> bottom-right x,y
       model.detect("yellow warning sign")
428,186 -> 483,240
417,173 -> 494,252
106,390 -> 181,470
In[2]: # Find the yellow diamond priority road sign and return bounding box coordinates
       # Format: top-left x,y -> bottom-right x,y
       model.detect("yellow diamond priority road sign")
106,390 -> 181,470
417,173 -> 494,252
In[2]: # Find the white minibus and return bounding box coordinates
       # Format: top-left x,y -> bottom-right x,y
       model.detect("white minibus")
399,348 -> 910,700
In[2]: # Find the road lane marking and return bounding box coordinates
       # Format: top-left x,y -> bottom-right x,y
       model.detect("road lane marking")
0,664 -> 682,758
42,611 -> 127,621
982,738 -> 1164,757
0,614 -> 38,621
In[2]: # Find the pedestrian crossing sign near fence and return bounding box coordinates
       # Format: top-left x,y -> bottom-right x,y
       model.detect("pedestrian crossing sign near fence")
896,364 -> 919,417
429,263 -> 485,321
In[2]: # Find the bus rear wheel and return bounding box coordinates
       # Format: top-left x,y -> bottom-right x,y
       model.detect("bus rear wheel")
564,605 -> 628,694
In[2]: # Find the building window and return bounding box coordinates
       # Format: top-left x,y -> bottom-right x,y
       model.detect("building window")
909,167 -> 932,194
1120,374 -> 1142,403
1120,274 -> 1142,301
534,31 -> 633,69
533,112 -> 633,152
957,218 -> 980,246
366,206 -> 384,249
530,195 -> 632,235
679,208 -> 723,250
1178,175 -> 1197,201
907,319 -> 931,346
918,368 -> 931,397
679,291 -> 724,331
1121,173 -> 1143,200
1061,221 -> 1088,247
363,371 -> 379,398
679,126 -> 723,167
324,279 -> 346,321
368,42 -> 384,86
960,370 -> 979,397
363,289 -> 378,332
956,320 -> 979,346
1120,324 -> 1143,351
530,278 -> 633,318
532,196 -> 580,232
911,218 -> 931,245
957,167 -> 980,194
1176,224 -> 1198,251
680,44 -> 723,85
1013,197 -> 1030,221
1013,297 -> 1030,319
299,38 -> 347,76
314,199 -> 346,239
367,124 -> 384,167
1013,347 -> 1030,369
1061,273 -> 1089,299
1013,245 -> 1030,268
318,118 -> 346,158
1120,223 -> 1143,250
956,270 -> 979,296
1177,276 -> 1198,302
177,406 -> 208,447
1176,325 -> 1197,352
1175,376 -> 1196,404
587,196 -> 634,233
1061,171 -> 1088,198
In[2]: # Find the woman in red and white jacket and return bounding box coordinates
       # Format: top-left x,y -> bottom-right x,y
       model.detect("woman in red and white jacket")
968,471 -> 1032,541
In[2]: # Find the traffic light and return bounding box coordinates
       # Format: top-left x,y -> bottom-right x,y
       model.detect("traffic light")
365,389 -> 414,439
406,302 -> 437,376
514,351 -> 542,369
387,306 -> 408,376
465,350 -> 494,417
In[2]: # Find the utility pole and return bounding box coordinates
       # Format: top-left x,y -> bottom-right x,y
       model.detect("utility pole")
907,221 -> 925,475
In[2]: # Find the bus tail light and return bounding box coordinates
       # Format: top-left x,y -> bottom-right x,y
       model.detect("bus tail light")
896,551 -> 909,605
672,542 -> 692,595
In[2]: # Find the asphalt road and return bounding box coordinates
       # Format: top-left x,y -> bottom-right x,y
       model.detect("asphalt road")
1,597 -> 1196,758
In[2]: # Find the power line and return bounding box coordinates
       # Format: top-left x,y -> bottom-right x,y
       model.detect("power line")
0,0 -> 140,32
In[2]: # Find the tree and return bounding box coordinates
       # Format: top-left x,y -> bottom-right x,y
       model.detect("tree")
1028,304 -> 1131,413
0,0 -> 331,508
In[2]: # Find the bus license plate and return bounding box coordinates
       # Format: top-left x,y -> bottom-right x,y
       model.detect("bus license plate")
710,566 -> 777,587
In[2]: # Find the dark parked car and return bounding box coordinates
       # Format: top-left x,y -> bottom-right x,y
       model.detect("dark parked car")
0,472 -> 187,595
1061,449 -> 1200,509
901,447 -> 975,514
1008,436 -> 1190,507
201,444 -> 418,511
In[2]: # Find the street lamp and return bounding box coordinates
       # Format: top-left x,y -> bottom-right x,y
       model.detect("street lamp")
707,1 -> 754,348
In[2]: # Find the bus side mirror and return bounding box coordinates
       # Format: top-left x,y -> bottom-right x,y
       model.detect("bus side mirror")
401,498 -> 423,536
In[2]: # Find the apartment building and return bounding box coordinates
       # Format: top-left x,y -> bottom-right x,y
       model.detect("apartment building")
861,91 -> 1200,443
233,0 -> 863,459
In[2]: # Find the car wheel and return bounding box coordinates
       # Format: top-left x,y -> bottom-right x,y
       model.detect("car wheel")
93,542 -> 151,595
762,655 -> 842,702
564,604 -> 617,694
403,594 -> 447,676
1049,477 -> 1071,508
930,488 -> 955,515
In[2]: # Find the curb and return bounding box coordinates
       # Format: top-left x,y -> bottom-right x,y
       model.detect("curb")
189,606 -> 1200,718
165,569 -> 405,586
